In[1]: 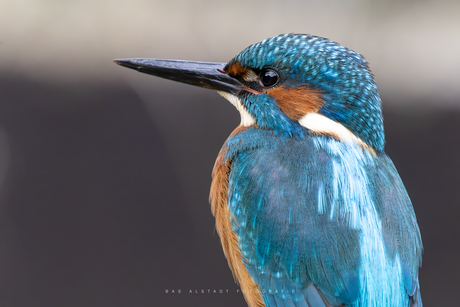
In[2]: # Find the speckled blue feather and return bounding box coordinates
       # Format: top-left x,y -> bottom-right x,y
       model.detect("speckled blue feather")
229,34 -> 385,152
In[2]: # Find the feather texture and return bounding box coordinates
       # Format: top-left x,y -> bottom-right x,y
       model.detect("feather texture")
210,126 -> 264,307
211,126 -> 422,307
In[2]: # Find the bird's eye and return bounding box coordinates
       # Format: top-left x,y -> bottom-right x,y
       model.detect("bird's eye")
259,69 -> 279,87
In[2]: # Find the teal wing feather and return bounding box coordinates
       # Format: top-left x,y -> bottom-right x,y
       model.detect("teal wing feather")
372,155 -> 423,305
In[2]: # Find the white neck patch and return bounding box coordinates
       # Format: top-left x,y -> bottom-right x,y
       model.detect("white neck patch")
299,113 -> 373,153
217,91 -> 255,127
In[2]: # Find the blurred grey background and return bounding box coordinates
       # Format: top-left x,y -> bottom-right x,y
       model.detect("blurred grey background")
1,0 -> 459,306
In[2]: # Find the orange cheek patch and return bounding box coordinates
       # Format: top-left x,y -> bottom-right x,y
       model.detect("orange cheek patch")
225,61 -> 261,94
268,85 -> 325,121
226,61 -> 251,78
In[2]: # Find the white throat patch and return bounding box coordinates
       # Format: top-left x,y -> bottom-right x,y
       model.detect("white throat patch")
217,91 -> 255,127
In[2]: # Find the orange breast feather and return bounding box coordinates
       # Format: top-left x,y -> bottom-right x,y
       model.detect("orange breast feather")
209,126 -> 264,307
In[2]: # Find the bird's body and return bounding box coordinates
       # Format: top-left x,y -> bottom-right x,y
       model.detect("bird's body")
211,126 -> 421,307
115,34 -> 423,307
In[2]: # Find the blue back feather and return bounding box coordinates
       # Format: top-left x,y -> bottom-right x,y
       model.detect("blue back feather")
223,127 -> 422,306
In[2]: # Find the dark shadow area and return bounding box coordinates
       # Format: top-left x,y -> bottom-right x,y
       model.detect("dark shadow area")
0,75 -> 458,306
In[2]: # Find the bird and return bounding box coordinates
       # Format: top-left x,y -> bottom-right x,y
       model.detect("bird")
114,33 -> 423,307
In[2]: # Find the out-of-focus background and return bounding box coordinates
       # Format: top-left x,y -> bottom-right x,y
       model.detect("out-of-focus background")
1,0 -> 459,306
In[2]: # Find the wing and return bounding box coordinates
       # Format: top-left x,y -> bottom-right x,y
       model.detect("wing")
227,135 -> 360,306
221,127 -> 422,307
372,155 -> 423,306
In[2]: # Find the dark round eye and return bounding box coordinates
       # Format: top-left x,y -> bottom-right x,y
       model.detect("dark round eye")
260,69 -> 279,87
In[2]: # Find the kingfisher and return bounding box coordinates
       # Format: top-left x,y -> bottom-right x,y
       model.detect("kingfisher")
115,34 -> 423,307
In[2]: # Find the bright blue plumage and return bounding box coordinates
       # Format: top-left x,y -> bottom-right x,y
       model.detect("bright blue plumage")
223,127 -> 422,306
115,33 -> 423,307
220,34 -> 422,306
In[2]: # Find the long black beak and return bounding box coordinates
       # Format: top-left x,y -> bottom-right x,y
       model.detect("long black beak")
114,58 -> 243,95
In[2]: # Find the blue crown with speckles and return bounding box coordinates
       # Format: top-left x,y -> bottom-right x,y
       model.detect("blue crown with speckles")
229,34 -> 385,152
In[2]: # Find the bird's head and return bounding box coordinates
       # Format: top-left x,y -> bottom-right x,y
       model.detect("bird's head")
115,34 -> 384,152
